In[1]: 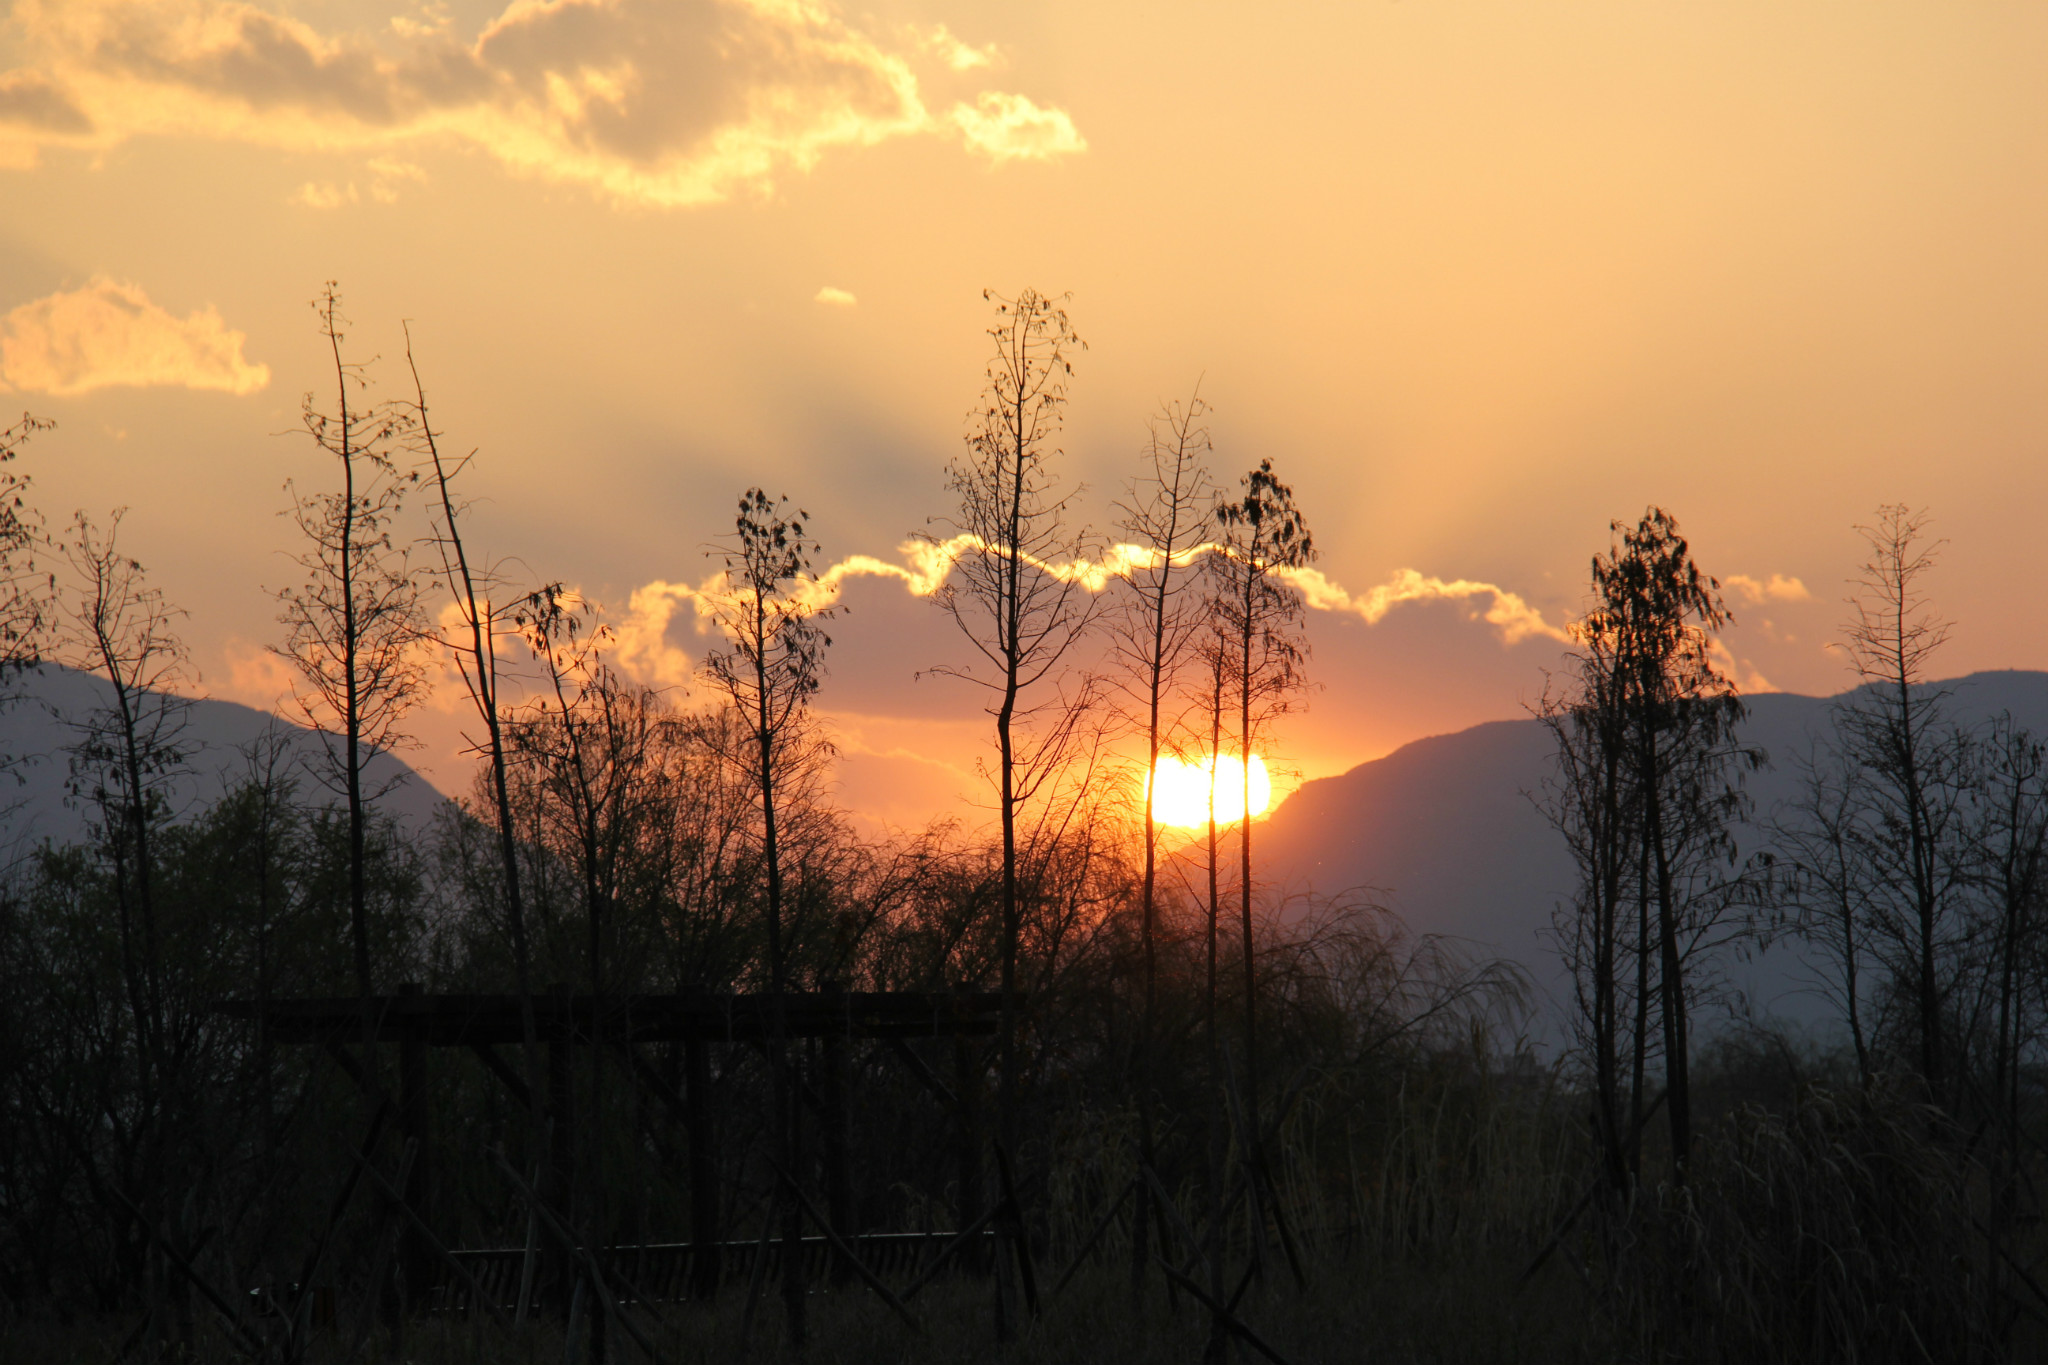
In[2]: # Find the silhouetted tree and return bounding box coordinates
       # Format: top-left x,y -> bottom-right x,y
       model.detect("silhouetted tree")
1971,716 -> 2048,1322
53,509 -> 193,1357
928,288 -> 1104,1336
1770,749 -> 1876,1088
276,287 -> 427,1009
1834,505 -> 1973,1108
407,326 -> 547,1153
928,288 -> 1098,1268
1106,388 -> 1214,1297
1208,458 -> 1313,1154
1194,622 -> 1232,1355
0,413 -> 51,691
1537,617 -> 1640,1195
1582,507 -> 1750,1180
702,488 -> 833,1349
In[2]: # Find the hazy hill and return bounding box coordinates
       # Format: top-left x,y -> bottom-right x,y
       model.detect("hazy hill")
1258,670 -> 2048,1039
0,663 -> 451,861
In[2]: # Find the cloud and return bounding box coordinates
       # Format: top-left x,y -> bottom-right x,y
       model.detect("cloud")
0,276 -> 270,396
290,156 -> 428,207
292,179 -> 355,208
1723,572 -> 1813,605
950,92 -> 1086,164
213,636 -> 299,711
595,539 -> 1566,692
1710,638 -> 1776,695
1275,565 -> 1572,645
918,25 -> 997,72
0,0 -> 1086,207
813,285 -> 856,307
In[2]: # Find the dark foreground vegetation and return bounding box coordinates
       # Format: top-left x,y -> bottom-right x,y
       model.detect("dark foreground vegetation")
0,292 -> 2044,1363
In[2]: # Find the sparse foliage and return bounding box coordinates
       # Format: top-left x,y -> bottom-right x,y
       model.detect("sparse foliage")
275,286 -> 428,1004
1207,456 -> 1314,1146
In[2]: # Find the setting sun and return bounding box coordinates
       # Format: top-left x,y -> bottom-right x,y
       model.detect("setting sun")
1147,753 -> 1273,828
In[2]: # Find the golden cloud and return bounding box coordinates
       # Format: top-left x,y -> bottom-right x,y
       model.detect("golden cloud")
1709,638 -> 1776,695
0,0 -> 1086,207
0,276 -> 270,396
1723,572 -> 1813,605
1274,565 -> 1572,645
595,538 -> 1566,694
949,92 -> 1086,164
918,25 -> 998,73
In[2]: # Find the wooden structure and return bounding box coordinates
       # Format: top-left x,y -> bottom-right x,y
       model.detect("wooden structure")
214,987 -> 1005,1305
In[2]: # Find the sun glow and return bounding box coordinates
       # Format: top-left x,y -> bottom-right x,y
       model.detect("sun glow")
1147,753 -> 1272,828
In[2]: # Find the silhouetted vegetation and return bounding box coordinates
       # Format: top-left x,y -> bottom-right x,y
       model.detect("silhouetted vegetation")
0,292 -> 2042,1365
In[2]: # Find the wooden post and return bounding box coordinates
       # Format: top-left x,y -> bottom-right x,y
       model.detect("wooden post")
547,983 -> 576,1314
821,981 -> 855,1285
686,1034 -> 720,1299
398,983 -> 430,1308
953,1020 -> 985,1276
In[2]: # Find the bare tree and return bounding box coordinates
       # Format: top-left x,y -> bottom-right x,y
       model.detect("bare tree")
1771,748 -> 1876,1089
929,289 -> 1099,1195
53,509 -> 192,1357
405,329 -> 548,1177
1106,388 -> 1215,1295
57,510 -> 190,1088
275,287 -> 427,1009
1194,623 -> 1233,1356
1111,392 -> 1216,1025
516,587 -> 687,1365
701,489 -> 834,1349
1972,716 -> 2048,1320
1536,619 -> 1640,1195
1835,505 -> 1974,1107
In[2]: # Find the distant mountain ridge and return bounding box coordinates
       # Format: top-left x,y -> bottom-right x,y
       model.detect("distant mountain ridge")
0,663 -> 451,860
1258,670 -> 2048,1038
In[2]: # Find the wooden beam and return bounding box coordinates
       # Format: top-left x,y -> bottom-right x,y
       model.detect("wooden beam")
216,990 -> 1008,1047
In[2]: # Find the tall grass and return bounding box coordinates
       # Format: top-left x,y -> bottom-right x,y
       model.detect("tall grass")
4,1030 -> 2035,1364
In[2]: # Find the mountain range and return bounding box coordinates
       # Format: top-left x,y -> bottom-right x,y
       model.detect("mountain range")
0,663 -> 449,863
1258,670 -> 2048,1044
10,659 -> 2047,1052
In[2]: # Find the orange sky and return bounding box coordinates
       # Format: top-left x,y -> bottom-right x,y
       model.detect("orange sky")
1,1 -> 2044,830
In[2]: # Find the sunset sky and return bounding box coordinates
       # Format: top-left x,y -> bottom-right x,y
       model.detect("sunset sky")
2,1 -> 2044,831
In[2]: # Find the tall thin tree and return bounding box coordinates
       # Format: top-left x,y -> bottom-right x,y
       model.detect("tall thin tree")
1536,619 -> 1640,1196
276,287 -> 427,1012
1835,505 -> 1973,1108
55,510 -> 192,1358
929,288 -> 1097,1181
406,327 -> 547,1158
1107,389 -> 1214,1295
702,489 -> 833,1349
1209,458 -> 1313,1150
1584,507 -> 1747,1179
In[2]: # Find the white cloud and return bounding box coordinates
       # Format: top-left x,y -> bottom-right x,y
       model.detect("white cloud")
813,285 -> 857,307
0,276 -> 270,396
0,0 -> 1086,207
